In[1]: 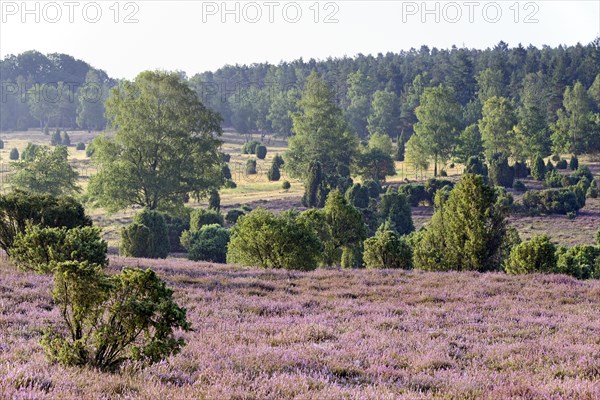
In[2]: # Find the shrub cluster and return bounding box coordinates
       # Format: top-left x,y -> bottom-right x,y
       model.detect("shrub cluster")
363,223 -> 412,269
120,210 -> 170,259
522,188 -> 584,215
241,140 -> 260,154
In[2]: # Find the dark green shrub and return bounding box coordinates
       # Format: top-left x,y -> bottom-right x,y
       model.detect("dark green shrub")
227,209 -> 321,270
363,180 -> 381,198
9,148 -> 19,160
163,212 -> 190,253
62,132 -> 71,146
413,175 -> 508,272
425,178 -> 454,200
242,140 -> 260,155
556,159 -> 568,169
41,263 -> 190,371
489,154 -> 514,188
588,186 -> 599,199
341,245 -> 363,269
0,139 -> 4,149
272,154 -> 285,168
282,181 -> 291,191
222,164 -> 232,180
522,189 -> 583,215
208,190 -> 220,211
0,191 -> 92,254
184,224 -> 230,263
11,225 -> 108,273
120,210 -> 170,259
246,159 -> 257,175
378,188 -> 414,235
85,141 -> 95,158
544,170 -> 564,188
572,166 -> 594,183
494,187 -> 514,208
531,155 -> 546,181
50,130 -> 62,146
345,183 -> 370,209
398,183 -> 428,206
465,156 -> 488,176
225,209 -> 245,224
302,161 -> 325,208
221,153 -> 231,162
255,145 -> 267,159
556,245 -> 600,279
513,161 -> 529,179
190,208 -> 223,231
545,159 -> 555,173
267,162 -> 281,181
513,180 -> 527,192
551,154 -> 561,162
505,235 -> 557,275
224,179 -> 237,189
569,155 -> 579,170
363,224 -> 412,269
76,142 -> 86,151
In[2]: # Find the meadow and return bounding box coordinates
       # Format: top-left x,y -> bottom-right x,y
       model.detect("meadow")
2,258 -> 600,399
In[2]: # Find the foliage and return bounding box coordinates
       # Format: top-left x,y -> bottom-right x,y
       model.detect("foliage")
411,85 -> 461,175
551,83 -> 596,155
513,180 -> 527,192
531,155 -> 546,181
241,140 -> 261,154
302,161 -> 326,208
50,129 -> 62,146
11,225 -> 107,273
225,209 -> 245,225
9,146 -> 80,196
227,209 -> 321,270
255,145 -> 267,160
363,180 -> 381,198
414,175 -> 508,272
267,160 -> 281,181
163,212 -> 190,253
285,72 -> 358,185
556,245 -> 600,279
76,142 -> 86,151
190,208 -> 223,232
120,209 -> 170,259
0,139 -> 4,149
455,124 -> 484,163
322,190 -> 368,254
363,224 -> 413,269
183,224 -> 230,263
62,132 -> 71,146
340,245 -> 364,269
246,159 -> 257,175
378,188 -> 414,235
544,170 -> 564,188
522,189 -> 583,215
569,155 -> 579,170
282,181 -> 291,191
479,96 -> 516,160
556,159 -> 568,169
41,263 -> 190,371
488,153 -> 514,188
208,190 -> 220,211
0,191 -> 91,254
465,156 -> 488,176
345,184 -> 370,209
9,148 -> 19,160
221,164 -> 232,180
355,147 -> 395,182
88,71 -> 223,212
505,235 -> 557,275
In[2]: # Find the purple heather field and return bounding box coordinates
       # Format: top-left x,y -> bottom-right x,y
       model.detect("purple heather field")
1,256 -> 600,399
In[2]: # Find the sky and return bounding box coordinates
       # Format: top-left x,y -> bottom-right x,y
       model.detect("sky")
1,0 -> 599,79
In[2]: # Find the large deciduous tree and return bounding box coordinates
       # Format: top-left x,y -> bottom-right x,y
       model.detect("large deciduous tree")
551,82 -> 596,155
88,71 -> 223,212
479,96 -> 517,160
410,85 -> 461,176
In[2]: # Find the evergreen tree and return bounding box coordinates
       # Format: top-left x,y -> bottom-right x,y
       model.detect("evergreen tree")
531,155 -> 546,181
302,161 -> 325,208
414,174 -> 508,272
378,188 -> 414,235
479,96 -> 516,160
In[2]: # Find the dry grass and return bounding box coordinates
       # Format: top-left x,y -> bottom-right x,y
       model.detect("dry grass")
2,258 -> 600,398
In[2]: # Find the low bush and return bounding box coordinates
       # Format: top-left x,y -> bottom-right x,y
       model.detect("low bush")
489,154 -> 514,187
346,183 -> 370,209
76,142 -> 86,151
41,263 -> 190,372
241,140 -> 260,154
227,209 -> 321,270
363,180 -> 381,198
255,145 -> 267,159
378,188 -> 414,235
183,224 -> 230,263
544,170 -> 564,188
163,212 -> 190,253
505,235 -> 557,275
246,159 -> 257,175
190,208 -> 223,231
0,190 -> 92,254
11,225 -> 108,273
120,210 -> 169,259
521,188 -> 583,215
225,209 -> 245,224
267,162 -> 281,181
282,181 -> 291,191
569,155 -> 579,170
556,245 -> 600,279
465,156 -> 488,176
513,180 -> 527,192
208,190 -> 220,211
555,159 -> 568,169
363,224 -> 412,269
9,148 -> 19,160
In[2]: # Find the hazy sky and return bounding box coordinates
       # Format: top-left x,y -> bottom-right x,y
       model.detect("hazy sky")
1,0 -> 599,79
